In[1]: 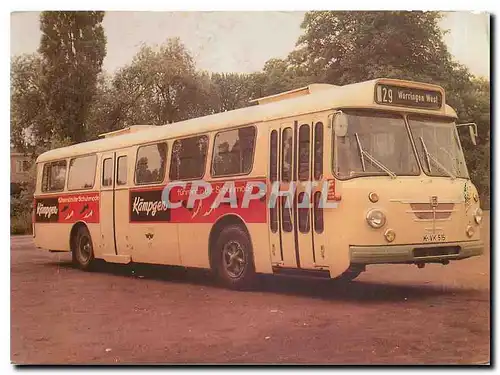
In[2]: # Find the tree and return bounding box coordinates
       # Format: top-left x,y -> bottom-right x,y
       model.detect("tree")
10,54 -> 49,155
295,11 -> 455,86
38,11 -> 106,144
238,57 -> 312,102
454,77 -> 491,208
108,39 -> 212,127
259,57 -> 311,96
210,72 -> 252,112
85,72 -> 118,139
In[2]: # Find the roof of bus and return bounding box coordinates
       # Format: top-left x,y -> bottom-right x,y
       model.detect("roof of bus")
37,78 -> 458,163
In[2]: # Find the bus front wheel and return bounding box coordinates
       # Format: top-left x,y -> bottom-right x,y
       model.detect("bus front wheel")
72,226 -> 95,271
214,225 -> 256,290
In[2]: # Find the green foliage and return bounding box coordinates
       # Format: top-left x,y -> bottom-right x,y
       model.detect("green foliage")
85,72 -> 119,138
10,54 -> 50,155
210,72 -> 253,112
455,78 -> 491,208
10,164 -> 36,234
296,11 -> 452,85
10,211 -> 32,235
107,39 -> 212,128
38,11 -> 106,144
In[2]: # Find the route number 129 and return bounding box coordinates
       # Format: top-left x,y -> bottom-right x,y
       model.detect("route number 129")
381,87 -> 393,103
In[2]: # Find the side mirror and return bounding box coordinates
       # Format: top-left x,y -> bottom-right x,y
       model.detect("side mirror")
456,122 -> 478,146
469,125 -> 477,146
333,111 -> 348,137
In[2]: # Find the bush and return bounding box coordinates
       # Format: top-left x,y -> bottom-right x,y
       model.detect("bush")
11,210 -> 32,235
11,184 -> 34,235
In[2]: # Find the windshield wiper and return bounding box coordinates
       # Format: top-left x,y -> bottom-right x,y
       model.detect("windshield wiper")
419,137 -> 456,179
439,146 -> 461,175
354,133 -> 396,179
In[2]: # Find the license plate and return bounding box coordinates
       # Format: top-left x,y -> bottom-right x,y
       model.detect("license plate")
423,234 -> 446,242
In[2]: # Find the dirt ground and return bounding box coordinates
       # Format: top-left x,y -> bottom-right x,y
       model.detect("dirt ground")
11,215 -> 490,364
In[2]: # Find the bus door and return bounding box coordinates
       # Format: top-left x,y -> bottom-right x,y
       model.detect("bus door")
294,121 -> 317,270
100,152 -> 116,255
268,120 -> 327,270
99,150 -> 131,257
310,119 -> 328,267
114,150 -> 132,256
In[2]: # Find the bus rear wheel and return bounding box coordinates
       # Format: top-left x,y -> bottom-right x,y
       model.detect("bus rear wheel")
72,226 -> 95,271
214,225 -> 256,290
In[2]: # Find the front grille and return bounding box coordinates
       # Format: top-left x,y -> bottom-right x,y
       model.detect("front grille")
410,203 -> 455,220
413,246 -> 460,258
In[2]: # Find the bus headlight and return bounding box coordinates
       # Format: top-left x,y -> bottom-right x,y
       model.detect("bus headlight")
366,209 -> 386,229
474,207 -> 483,225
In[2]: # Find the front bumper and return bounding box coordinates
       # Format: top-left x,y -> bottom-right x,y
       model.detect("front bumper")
350,241 -> 484,265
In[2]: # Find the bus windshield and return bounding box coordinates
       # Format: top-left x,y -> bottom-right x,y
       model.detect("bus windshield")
335,111 -> 420,179
408,116 -> 469,179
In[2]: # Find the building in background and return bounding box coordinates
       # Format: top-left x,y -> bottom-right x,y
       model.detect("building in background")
11,147 -> 32,195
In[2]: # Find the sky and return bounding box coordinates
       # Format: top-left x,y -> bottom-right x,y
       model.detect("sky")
10,11 -> 490,78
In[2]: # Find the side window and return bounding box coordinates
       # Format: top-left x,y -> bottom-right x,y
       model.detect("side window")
269,130 -> 278,233
135,143 -> 168,185
212,126 -> 256,177
281,194 -> 293,232
41,160 -> 67,192
281,195 -> 293,232
270,130 -> 278,182
298,124 -> 310,181
116,156 -> 127,186
281,128 -> 293,182
298,192 -> 310,233
313,191 -> 324,233
314,122 -> 323,180
16,160 -> 30,173
102,158 -> 113,187
67,155 -> 97,190
169,135 -> 208,180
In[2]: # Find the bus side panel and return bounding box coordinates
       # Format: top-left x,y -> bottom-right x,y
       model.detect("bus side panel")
247,223 -> 273,274
323,209 -> 351,278
34,223 -> 72,251
87,223 -> 104,259
322,115 -> 351,279
178,223 -> 211,268
33,222 -> 103,255
177,223 -> 272,274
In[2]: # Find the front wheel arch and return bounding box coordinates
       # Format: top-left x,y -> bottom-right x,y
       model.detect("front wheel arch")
209,216 -> 256,289
208,214 -> 251,271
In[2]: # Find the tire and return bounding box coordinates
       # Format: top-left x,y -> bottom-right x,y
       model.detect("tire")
332,266 -> 364,282
72,226 -> 95,270
213,225 -> 256,290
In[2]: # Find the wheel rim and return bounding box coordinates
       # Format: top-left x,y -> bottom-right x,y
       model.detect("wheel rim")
222,240 -> 246,279
78,235 -> 92,264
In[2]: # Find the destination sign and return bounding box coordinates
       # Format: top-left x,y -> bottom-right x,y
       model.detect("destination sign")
375,84 -> 443,110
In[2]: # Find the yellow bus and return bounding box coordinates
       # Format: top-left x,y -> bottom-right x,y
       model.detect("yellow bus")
33,78 -> 484,289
